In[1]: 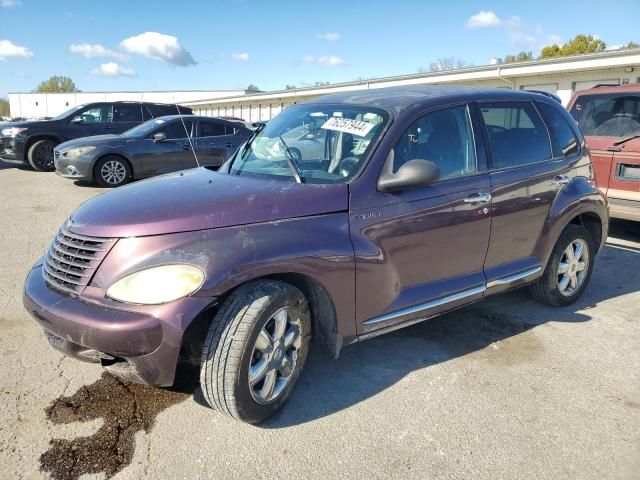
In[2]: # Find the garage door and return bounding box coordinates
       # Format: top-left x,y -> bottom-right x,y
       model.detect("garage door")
521,83 -> 558,94
574,79 -> 620,91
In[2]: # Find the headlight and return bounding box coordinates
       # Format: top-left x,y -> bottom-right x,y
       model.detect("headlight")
106,264 -> 205,304
65,146 -> 96,158
1,127 -> 28,136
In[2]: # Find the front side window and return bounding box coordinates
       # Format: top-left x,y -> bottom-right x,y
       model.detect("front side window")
480,101 -> 551,169
569,93 -> 640,137
155,120 -> 193,139
114,104 -> 142,122
393,105 -> 477,181
227,105 -> 388,183
537,102 -> 580,157
77,104 -> 113,123
198,121 -> 226,137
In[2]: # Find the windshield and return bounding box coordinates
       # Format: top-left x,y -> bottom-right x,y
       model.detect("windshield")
224,105 -> 388,183
51,104 -> 86,121
122,118 -> 168,138
569,93 -> 640,137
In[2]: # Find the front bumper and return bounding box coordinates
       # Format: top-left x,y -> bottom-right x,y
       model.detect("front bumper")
0,136 -> 25,164
23,264 -> 212,386
54,151 -> 95,180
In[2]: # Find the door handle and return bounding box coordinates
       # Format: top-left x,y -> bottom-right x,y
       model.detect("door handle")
552,175 -> 572,186
463,193 -> 492,204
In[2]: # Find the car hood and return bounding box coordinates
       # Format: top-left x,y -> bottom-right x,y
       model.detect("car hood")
68,167 -> 349,237
2,119 -> 50,130
57,134 -> 129,150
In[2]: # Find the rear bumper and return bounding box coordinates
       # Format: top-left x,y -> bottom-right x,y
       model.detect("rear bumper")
23,264 -> 212,386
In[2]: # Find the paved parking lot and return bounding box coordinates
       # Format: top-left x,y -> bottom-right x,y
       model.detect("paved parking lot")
1,162 -> 639,480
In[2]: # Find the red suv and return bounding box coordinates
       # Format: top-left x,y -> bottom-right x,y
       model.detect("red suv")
567,84 -> 640,221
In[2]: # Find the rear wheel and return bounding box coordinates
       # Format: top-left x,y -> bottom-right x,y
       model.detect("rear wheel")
199,280 -> 310,423
27,139 -> 56,171
530,224 -> 595,306
94,155 -> 132,187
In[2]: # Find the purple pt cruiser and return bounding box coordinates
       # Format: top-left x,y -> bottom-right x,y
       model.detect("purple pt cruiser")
24,87 -> 608,423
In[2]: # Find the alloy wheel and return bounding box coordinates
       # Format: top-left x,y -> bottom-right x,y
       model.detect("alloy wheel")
36,143 -> 54,169
557,238 -> 589,297
248,307 -> 302,404
100,160 -> 127,185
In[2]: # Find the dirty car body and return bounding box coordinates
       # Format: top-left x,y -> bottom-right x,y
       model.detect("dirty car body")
24,87 -> 608,422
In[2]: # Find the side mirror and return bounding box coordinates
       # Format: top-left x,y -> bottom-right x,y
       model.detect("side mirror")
377,150 -> 440,192
153,132 -> 167,143
71,116 -> 84,124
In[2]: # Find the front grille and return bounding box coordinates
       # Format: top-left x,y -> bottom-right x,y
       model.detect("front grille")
43,222 -> 116,295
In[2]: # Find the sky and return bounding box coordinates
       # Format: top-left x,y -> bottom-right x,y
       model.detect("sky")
1,0 -> 639,97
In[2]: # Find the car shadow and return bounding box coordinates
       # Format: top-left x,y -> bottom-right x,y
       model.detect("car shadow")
255,234 -> 640,428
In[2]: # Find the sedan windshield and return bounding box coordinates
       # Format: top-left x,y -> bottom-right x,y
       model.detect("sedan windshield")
123,118 -> 168,138
225,105 -> 388,183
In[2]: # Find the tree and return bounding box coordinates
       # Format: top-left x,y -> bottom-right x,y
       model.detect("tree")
421,57 -> 467,73
618,41 -> 639,50
504,51 -> 533,63
246,84 -> 261,92
285,84 -> 297,90
540,34 -> 606,59
0,98 -> 9,117
34,76 -> 78,93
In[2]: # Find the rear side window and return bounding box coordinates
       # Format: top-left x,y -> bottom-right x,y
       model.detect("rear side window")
537,102 -> 580,157
198,120 -> 227,137
393,104 -> 477,181
480,101 -> 551,169
569,93 -> 640,137
155,120 -> 193,139
146,104 -> 191,117
113,104 -> 142,122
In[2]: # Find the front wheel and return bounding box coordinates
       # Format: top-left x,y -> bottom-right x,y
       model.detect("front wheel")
27,139 -> 57,171
530,224 -> 595,306
200,280 -> 311,423
94,155 -> 132,187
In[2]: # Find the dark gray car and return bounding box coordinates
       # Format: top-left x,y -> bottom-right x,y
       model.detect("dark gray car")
54,115 -> 252,187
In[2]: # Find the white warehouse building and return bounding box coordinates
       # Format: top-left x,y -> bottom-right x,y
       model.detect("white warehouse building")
8,90 -> 245,119
185,49 -> 640,122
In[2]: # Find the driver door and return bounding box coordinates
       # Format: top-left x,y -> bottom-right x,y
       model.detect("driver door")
141,119 -> 197,176
352,104 -> 492,336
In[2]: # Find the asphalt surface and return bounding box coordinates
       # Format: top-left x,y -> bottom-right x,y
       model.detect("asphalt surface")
1,162 -> 639,480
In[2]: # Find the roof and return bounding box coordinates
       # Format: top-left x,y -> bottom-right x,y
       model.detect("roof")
302,86 -> 551,114
572,82 -> 640,95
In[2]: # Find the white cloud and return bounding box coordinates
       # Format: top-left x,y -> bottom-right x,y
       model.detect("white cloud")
1,0 -> 21,7
317,32 -> 341,41
466,11 -> 502,29
302,55 -> 346,66
90,62 -> 136,78
231,52 -> 249,61
0,39 -> 33,60
69,43 -> 128,61
119,32 -> 196,66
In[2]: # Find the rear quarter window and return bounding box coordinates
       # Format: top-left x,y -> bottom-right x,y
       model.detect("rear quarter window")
537,102 -> 580,157
480,101 -> 552,169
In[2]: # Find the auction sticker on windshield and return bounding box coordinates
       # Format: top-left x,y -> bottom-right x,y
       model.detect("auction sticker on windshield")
321,117 -> 375,137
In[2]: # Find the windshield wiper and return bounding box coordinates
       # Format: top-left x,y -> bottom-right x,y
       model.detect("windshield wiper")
612,134 -> 640,146
278,135 -> 304,184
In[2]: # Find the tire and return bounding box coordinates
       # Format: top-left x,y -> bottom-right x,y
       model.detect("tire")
200,279 -> 311,423
94,155 -> 132,187
27,139 -> 57,171
530,224 -> 596,306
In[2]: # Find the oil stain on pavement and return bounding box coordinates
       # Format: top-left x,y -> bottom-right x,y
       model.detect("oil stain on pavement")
40,372 -> 191,480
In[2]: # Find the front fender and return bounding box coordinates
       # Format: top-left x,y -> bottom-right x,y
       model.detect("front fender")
91,213 -> 357,342
534,177 -> 609,266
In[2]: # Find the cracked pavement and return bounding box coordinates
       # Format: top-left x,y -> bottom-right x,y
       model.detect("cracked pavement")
1,163 -> 639,479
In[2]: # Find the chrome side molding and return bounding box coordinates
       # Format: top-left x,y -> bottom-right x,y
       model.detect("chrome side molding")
363,285 -> 486,326
485,266 -> 542,289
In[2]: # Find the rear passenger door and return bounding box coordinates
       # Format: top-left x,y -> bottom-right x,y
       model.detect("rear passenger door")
478,100 -> 578,292
194,119 -> 234,167
112,103 -> 143,133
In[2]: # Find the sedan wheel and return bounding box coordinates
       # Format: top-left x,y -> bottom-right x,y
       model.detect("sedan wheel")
95,156 -> 132,187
